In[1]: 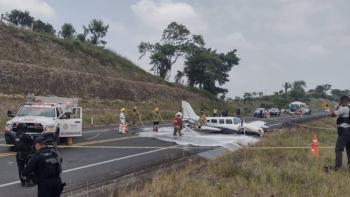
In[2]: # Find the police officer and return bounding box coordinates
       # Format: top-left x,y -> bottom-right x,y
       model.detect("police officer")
14,123 -> 34,186
332,96 -> 350,171
22,136 -> 64,197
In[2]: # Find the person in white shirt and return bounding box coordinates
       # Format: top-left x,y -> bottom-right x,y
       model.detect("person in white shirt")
119,108 -> 126,134
332,96 -> 350,171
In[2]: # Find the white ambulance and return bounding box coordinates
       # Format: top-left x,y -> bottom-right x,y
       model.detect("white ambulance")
4,95 -> 83,146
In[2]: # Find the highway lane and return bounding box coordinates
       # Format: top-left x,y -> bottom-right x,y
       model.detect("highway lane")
0,124 -> 211,197
0,113 -> 328,197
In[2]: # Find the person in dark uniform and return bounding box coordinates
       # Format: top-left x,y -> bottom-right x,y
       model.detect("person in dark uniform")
14,124 -> 35,187
236,108 -> 241,117
332,96 -> 350,171
22,136 -> 65,197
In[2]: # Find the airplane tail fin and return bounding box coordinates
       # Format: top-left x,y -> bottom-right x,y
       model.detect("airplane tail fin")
182,101 -> 199,123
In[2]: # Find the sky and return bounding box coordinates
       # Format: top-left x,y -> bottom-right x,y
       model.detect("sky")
0,0 -> 349,98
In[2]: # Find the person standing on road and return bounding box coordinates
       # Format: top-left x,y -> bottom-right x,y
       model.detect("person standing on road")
213,108 -> 218,116
23,136 -> 65,197
173,112 -> 183,136
236,108 -> 241,117
131,107 -> 143,128
119,108 -> 126,134
199,110 -> 207,129
14,124 -> 35,187
152,107 -> 161,132
331,96 -> 350,171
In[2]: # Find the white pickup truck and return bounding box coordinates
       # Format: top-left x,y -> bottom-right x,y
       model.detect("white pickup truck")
4,95 -> 82,146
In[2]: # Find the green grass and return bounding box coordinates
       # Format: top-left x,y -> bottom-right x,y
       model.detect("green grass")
119,118 -> 350,197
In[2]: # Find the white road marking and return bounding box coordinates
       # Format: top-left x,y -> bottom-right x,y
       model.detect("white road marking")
0,145 -> 179,188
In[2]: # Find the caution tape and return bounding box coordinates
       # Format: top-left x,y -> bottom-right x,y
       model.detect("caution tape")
246,146 -> 334,150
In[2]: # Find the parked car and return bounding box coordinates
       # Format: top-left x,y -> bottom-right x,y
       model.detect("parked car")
254,108 -> 267,118
269,108 -> 281,117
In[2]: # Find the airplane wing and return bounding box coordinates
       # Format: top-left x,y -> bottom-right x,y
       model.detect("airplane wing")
246,121 -> 266,128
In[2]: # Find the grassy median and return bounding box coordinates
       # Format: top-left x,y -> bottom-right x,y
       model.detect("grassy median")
119,118 -> 350,197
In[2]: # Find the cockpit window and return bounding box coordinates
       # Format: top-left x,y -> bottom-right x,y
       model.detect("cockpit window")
17,107 -> 55,118
233,117 -> 241,124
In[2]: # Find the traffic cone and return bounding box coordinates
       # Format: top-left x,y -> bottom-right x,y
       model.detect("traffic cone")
311,134 -> 319,157
124,122 -> 128,133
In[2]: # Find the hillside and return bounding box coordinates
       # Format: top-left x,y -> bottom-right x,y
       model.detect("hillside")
0,23 -> 223,126
0,23 -> 215,103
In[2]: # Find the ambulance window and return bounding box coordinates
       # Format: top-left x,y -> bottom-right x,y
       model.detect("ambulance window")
219,119 -> 225,124
226,119 -> 233,124
57,108 -> 63,117
71,108 -> 81,119
211,119 -> 217,123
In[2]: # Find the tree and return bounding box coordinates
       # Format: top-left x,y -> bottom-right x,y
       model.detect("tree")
184,48 -> 239,95
243,92 -> 252,103
283,82 -> 292,93
32,20 -> 55,34
5,9 -> 33,28
87,19 -> 109,46
258,92 -> 264,98
174,71 -> 185,84
331,89 -> 350,100
290,80 -> 307,100
138,22 -> 193,79
76,26 -> 89,42
60,23 -> 75,39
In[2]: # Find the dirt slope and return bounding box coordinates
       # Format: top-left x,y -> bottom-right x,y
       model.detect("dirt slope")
0,23 -> 210,103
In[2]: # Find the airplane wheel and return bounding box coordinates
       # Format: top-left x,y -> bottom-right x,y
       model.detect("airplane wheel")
239,128 -> 245,135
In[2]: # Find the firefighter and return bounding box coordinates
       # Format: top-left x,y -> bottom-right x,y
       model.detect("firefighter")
14,124 -> 35,187
173,112 -> 183,136
331,96 -> 350,171
131,107 -> 142,127
152,107 -> 161,132
119,108 -> 126,134
23,136 -> 65,197
213,108 -> 218,116
199,110 -> 207,129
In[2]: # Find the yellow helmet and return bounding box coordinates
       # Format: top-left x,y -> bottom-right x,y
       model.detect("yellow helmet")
154,107 -> 159,112
120,108 -> 125,112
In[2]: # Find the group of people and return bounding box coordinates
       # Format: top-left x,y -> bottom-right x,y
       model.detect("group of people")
118,107 -> 162,134
14,124 -> 64,197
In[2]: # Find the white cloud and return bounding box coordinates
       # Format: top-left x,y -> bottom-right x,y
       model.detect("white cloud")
131,0 -> 206,33
307,44 -> 328,55
0,0 -> 55,18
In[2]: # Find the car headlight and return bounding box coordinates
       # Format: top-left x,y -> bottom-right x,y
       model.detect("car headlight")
43,125 -> 55,133
5,124 -> 12,132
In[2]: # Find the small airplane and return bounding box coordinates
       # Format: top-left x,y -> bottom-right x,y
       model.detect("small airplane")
182,101 -> 268,136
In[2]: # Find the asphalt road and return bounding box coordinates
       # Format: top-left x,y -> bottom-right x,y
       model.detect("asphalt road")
0,112 -> 328,197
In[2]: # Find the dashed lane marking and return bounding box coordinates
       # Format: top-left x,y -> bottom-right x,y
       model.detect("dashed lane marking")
0,145 -> 180,188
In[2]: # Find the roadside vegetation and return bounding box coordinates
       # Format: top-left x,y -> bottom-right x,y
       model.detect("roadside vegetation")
228,81 -> 349,115
119,118 -> 350,197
